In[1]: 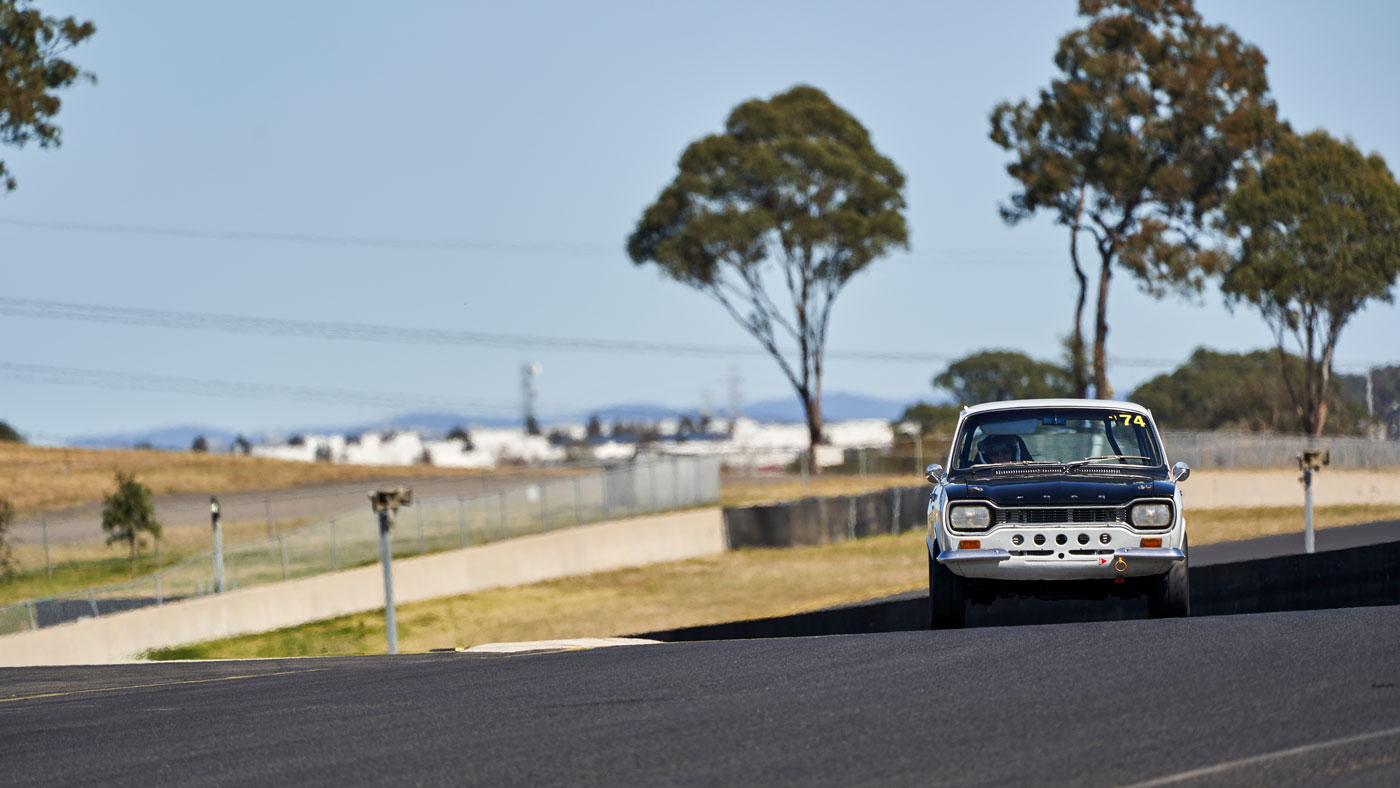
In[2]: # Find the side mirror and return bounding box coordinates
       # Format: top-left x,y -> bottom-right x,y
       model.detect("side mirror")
1172,462 -> 1191,483
924,464 -> 946,484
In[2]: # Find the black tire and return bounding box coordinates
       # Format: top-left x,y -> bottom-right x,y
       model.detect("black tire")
1148,535 -> 1190,619
929,549 -> 966,630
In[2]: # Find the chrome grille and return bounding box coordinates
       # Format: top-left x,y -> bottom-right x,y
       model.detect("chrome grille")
996,507 -> 1127,525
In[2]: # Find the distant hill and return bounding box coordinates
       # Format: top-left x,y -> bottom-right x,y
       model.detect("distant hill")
65,391 -> 913,448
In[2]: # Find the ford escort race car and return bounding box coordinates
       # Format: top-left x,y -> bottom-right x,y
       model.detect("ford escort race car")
925,398 -> 1190,629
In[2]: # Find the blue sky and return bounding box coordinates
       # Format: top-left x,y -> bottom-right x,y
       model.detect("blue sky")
3,0 -> 1398,440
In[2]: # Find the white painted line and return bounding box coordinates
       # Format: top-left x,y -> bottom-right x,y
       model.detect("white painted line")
1122,724 -> 1400,787
463,637 -> 662,654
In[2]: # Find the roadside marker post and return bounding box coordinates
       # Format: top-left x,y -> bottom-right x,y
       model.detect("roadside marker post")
210,497 -> 225,593
1297,450 -> 1330,554
369,487 -> 413,655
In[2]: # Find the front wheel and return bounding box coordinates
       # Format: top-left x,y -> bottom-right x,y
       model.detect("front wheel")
1148,536 -> 1190,618
929,549 -> 966,629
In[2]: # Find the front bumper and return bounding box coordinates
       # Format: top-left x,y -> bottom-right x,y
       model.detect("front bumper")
932,527 -> 1185,580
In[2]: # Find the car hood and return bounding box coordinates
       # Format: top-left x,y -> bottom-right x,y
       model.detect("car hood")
945,478 -> 1176,506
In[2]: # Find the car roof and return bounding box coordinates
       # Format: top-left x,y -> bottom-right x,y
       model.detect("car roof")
960,398 -> 1152,417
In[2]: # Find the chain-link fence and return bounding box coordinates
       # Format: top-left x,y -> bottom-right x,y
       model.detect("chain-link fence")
704,429 -> 1400,483
1157,431 -> 1400,470
0,457 -> 720,637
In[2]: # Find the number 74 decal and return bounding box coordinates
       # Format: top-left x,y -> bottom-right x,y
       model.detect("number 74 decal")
1109,413 -> 1147,427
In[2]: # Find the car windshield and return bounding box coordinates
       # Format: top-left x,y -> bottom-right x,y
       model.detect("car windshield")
952,407 -> 1163,470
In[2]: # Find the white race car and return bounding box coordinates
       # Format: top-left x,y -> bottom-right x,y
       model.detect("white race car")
925,398 -> 1190,629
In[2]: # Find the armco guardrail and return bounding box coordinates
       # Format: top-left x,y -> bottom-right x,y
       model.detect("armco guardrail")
0,456 -> 719,636
643,537 -> 1400,641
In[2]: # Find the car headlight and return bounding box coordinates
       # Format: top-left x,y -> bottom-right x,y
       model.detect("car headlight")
949,504 -> 992,531
1130,502 -> 1172,527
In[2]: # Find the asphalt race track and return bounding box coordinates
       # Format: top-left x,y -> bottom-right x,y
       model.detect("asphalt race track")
4,604 -> 1399,787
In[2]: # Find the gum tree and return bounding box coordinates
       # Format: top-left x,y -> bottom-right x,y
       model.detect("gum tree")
628,85 -> 908,468
0,1 -> 96,192
990,0 -> 1281,397
1221,131 -> 1400,436
102,472 -> 162,577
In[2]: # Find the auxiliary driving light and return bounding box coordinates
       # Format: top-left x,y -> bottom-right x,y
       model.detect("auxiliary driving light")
1034,534 -> 1046,545
1012,534 -> 1024,546
1100,533 -> 1111,544
1078,533 -> 1090,545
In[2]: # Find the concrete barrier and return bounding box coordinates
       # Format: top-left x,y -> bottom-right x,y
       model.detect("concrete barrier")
723,487 -> 927,548
0,508 -> 726,667
643,537 -> 1400,642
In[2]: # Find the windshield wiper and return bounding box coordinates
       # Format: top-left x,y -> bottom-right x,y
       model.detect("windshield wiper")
1066,455 -> 1152,468
968,460 -> 1065,471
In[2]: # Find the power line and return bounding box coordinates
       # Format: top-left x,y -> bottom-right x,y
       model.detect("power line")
0,296 -> 961,362
0,296 -> 1387,372
0,361 -> 523,414
0,217 -> 1056,265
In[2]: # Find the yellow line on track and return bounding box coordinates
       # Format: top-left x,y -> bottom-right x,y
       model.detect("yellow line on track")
0,668 -> 323,704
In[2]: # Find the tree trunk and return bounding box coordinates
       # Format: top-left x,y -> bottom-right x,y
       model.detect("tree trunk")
804,390 -> 824,476
1068,194 -> 1090,398
1092,251 -> 1114,399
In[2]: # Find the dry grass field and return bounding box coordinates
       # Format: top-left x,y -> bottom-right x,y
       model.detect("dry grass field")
0,442 -> 499,513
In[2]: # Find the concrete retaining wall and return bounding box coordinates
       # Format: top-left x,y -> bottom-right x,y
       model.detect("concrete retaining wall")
0,508 -> 726,667
723,487 -> 927,548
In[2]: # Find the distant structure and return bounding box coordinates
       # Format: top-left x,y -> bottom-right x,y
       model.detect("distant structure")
728,364 -> 743,423
521,362 -> 542,435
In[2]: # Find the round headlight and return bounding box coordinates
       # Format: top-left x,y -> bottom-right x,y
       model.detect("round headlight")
1130,503 -> 1171,527
949,504 -> 992,531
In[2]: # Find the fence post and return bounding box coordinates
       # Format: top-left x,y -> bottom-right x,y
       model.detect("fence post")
88,590 -> 98,617
671,458 -> 679,510
499,490 -> 509,539
331,518 -> 339,571
847,499 -> 857,541
539,484 -> 548,531
891,489 -> 901,535
416,504 -> 425,554
279,537 -> 290,580
27,600 -> 37,631
573,476 -> 583,525
41,515 -> 52,579
265,498 -> 275,538
156,576 -> 164,605
602,470 -> 611,520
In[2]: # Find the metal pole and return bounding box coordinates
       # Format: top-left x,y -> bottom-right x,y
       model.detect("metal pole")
212,501 -> 225,594
330,518 -> 339,571
499,490 -> 509,539
27,600 -> 37,631
915,431 -> 923,476
1303,465 -> 1315,554
156,576 -> 164,605
88,590 -> 98,617
458,495 -> 467,547
573,476 -> 583,525
539,484 -> 547,531
800,452 -> 809,490
41,514 -> 52,579
265,498 -> 275,538
279,537 -> 290,580
378,509 -> 399,655
416,503 -> 425,554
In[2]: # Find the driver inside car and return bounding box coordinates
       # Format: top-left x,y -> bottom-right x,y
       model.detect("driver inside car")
978,434 -> 1030,464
